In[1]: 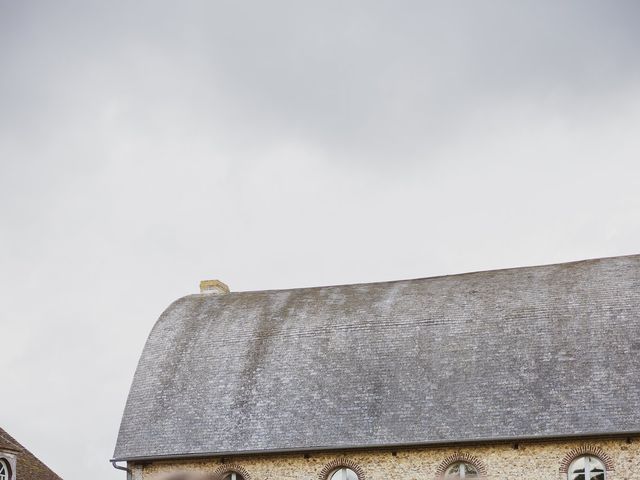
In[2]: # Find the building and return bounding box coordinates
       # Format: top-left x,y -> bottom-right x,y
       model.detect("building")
0,427 -> 62,480
113,255 -> 640,479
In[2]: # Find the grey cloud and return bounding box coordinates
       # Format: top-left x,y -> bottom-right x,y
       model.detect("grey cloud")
1,2 -> 640,480
3,1 -> 640,162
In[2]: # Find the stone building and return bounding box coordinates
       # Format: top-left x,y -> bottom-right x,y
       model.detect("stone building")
0,427 -> 62,480
113,255 -> 640,480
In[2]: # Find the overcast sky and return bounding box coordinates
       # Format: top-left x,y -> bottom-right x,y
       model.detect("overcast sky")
1,1 -> 640,479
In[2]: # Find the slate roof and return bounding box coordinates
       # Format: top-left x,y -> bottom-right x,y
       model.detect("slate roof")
0,428 -> 62,480
114,255 -> 640,461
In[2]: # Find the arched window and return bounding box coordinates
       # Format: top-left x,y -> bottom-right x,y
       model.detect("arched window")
212,464 -> 251,480
319,459 -> 365,480
444,461 -> 480,478
329,468 -> 358,480
0,459 -> 10,480
222,473 -> 245,480
568,455 -> 606,480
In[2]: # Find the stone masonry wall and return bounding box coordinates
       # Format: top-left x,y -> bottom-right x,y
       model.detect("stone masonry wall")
133,437 -> 639,480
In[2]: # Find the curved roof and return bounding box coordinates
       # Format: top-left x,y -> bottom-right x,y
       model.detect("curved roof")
114,255 -> 640,461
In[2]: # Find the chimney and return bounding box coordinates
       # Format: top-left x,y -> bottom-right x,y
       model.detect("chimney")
199,279 -> 230,295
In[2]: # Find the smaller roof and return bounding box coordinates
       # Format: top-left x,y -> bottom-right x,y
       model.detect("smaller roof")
0,428 -> 62,480
0,431 -> 19,452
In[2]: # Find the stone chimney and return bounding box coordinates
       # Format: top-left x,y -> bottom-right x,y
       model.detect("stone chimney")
199,279 -> 230,295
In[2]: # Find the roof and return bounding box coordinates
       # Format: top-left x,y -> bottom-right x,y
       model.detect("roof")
0,428 -> 62,480
0,430 -> 19,452
114,254 -> 640,461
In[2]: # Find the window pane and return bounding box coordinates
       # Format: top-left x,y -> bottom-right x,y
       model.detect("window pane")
445,463 -> 461,475
330,468 -> 357,480
445,462 -> 479,478
465,464 -> 479,476
223,473 -> 243,480
588,456 -> 605,480
569,455 -> 606,480
571,457 -> 586,470
346,469 -> 358,480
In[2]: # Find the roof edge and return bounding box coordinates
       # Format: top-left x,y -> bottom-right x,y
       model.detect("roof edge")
112,429 -> 640,463
198,253 -> 640,296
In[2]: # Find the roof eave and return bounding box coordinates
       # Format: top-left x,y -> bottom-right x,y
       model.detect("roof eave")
111,429 -> 640,463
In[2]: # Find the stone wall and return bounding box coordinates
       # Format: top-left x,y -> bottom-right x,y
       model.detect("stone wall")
133,437 -> 639,480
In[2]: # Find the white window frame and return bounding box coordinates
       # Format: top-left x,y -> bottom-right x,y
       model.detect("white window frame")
568,455 -> 606,480
445,461 -> 479,479
330,467 -> 357,480
0,459 -> 9,480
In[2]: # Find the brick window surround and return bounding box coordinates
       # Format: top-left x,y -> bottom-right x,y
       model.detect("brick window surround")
435,452 -> 488,479
559,445 -> 614,473
318,458 -> 366,480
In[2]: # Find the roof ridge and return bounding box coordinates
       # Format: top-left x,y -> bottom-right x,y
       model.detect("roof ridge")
195,252 -> 640,295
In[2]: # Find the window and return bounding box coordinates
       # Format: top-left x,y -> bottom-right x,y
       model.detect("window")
0,459 -> 9,480
444,462 -> 480,479
329,468 -> 358,480
222,473 -> 244,480
568,455 -> 606,480
319,459 -> 364,480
